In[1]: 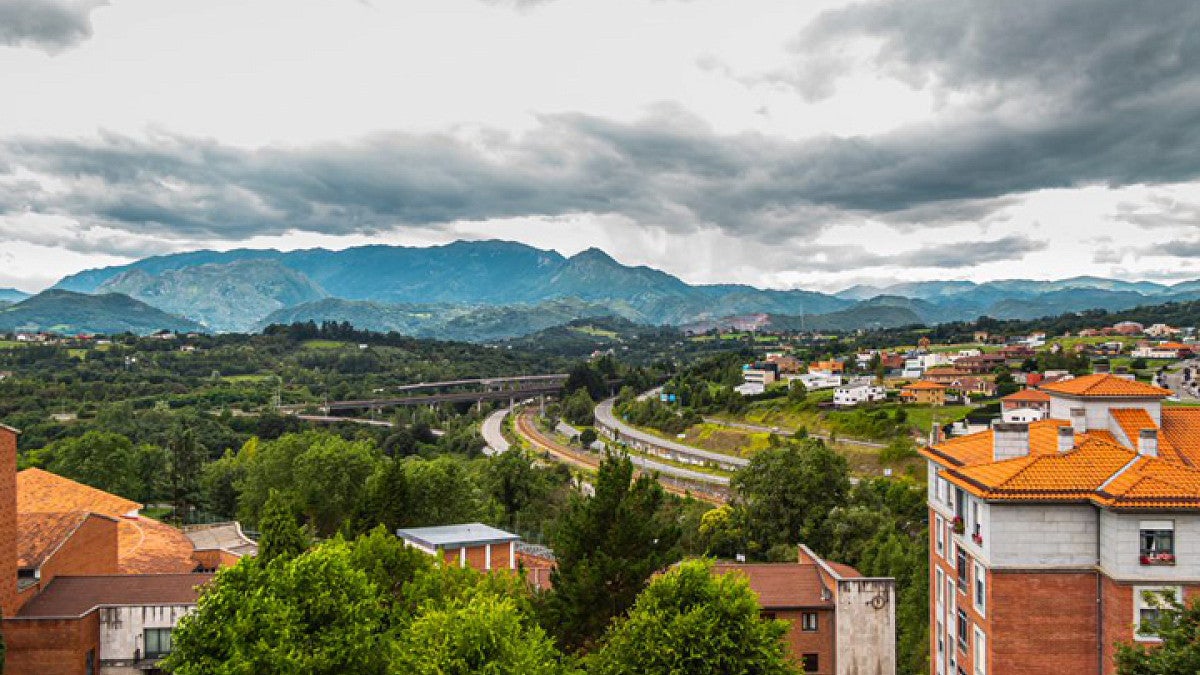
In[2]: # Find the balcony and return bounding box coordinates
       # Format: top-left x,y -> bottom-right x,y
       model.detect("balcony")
1140,551 -> 1176,566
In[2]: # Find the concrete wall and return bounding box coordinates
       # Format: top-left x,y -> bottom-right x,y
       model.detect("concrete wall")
98,604 -> 196,664
834,578 -> 896,675
989,504 -> 1098,568
1099,510 -> 1200,581
1046,396 -> 1161,432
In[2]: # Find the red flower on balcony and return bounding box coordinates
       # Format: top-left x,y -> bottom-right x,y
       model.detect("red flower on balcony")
972,533 -> 984,546
952,516 -> 965,534
1140,552 -> 1176,566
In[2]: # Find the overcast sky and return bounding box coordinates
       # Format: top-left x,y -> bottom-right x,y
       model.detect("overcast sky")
1,0 -> 1199,293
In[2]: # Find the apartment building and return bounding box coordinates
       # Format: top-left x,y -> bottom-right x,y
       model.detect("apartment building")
922,373 -> 1200,675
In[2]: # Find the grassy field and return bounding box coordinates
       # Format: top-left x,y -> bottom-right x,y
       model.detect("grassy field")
569,325 -> 620,339
301,339 -> 347,349
221,374 -> 275,383
0,340 -> 24,349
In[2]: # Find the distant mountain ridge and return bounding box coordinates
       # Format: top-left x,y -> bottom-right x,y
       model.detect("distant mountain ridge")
44,240 -> 1200,338
0,290 -> 202,335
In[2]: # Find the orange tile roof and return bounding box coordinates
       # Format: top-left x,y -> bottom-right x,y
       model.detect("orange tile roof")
902,380 -> 948,391
117,517 -> 199,575
1109,408 -> 1187,466
922,418 -> 1076,467
1038,373 -> 1172,398
942,438 -> 1137,503
1162,408 -> 1200,466
16,511 -> 92,569
17,468 -> 196,574
1002,389 -> 1051,403
17,468 -> 141,517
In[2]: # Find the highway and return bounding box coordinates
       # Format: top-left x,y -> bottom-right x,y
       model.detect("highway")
513,411 -> 728,504
594,398 -> 750,471
480,406 -> 512,454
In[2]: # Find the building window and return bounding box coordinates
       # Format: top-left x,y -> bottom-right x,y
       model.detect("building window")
954,488 -> 966,523
957,610 -> 969,653
956,547 -> 968,592
1140,521 -> 1175,566
802,653 -> 820,673
936,568 -> 945,611
801,612 -> 818,631
144,628 -> 173,659
936,515 -> 945,557
1135,587 -> 1181,641
936,619 -> 946,675
973,561 -> 986,616
974,626 -> 986,675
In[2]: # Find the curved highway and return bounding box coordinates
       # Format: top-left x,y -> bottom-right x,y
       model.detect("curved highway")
513,411 -> 728,503
480,406 -> 512,454
594,398 -> 750,471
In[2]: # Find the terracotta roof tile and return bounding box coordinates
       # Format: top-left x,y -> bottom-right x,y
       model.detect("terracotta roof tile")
1002,389 -> 1051,403
711,563 -> 832,609
1039,373 -> 1173,398
17,468 -> 141,517
16,574 -> 213,618
1109,408 -> 1186,466
1162,409 -> 1200,466
117,518 -> 200,574
16,511 -> 93,569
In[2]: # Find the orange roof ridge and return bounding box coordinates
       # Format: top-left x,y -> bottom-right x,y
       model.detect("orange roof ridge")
1039,373 -> 1173,398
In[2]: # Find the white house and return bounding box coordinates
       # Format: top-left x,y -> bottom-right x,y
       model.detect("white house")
833,384 -> 887,407
790,372 -> 842,391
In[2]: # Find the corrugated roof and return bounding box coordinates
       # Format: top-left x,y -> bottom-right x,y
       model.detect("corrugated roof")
396,522 -> 520,549
1039,373 -> 1173,398
16,574 -> 213,618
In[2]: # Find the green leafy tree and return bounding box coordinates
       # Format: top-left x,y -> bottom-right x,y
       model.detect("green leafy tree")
698,504 -> 747,559
546,451 -> 682,652
169,425 -> 207,521
39,431 -> 146,500
732,439 -> 851,558
1116,592 -> 1200,675
164,542 -> 390,675
405,455 -> 484,526
561,389 -> 596,426
393,594 -> 576,675
578,428 -> 598,448
588,559 -> 799,675
258,489 -> 311,562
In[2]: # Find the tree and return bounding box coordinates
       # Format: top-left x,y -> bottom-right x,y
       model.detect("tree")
732,440 -> 851,558
561,389 -> 596,426
168,425 -> 207,521
545,451 -> 682,652
258,489 -> 311,562
38,431 -> 148,500
393,595 -> 576,675
588,559 -> 799,675
787,380 -> 807,403
1116,592 -> 1200,675
579,428 -> 598,448
164,542 -> 390,675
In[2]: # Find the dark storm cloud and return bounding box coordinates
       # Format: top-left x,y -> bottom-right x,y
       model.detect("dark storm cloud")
0,0 -> 106,53
4,0 -> 1200,243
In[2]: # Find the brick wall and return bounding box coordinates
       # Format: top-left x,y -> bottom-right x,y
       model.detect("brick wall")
465,544 -> 489,571
990,570 -> 1100,675
0,425 -> 18,617
2,611 -> 101,675
37,515 -> 119,587
773,608 -> 835,674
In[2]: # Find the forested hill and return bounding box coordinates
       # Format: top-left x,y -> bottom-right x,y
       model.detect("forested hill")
0,289 -> 202,335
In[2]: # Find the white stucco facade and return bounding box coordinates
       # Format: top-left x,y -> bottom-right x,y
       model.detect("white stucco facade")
98,603 -> 197,673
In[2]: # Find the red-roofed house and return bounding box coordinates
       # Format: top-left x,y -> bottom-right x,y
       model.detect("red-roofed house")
921,373 -> 1200,675
1000,388 -> 1051,422
712,545 -> 895,675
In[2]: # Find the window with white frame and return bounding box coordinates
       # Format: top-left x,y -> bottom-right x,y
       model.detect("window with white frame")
1135,586 -> 1181,641
936,568 -> 945,611
936,515 -> 945,557
957,609 -> 968,653
1139,520 -> 1175,566
936,619 -> 946,675
973,561 -> 986,616
973,627 -> 986,675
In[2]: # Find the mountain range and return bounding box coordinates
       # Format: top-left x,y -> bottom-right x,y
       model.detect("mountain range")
18,239 -> 1200,338
0,290 -> 202,335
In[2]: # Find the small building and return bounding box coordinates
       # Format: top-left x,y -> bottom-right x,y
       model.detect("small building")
832,384 -> 887,407
1131,341 -> 1193,360
396,523 -> 521,572
743,362 -> 780,388
899,381 -> 947,406
808,360 -> 845,375
947,377 -> 997,398
790,373 -> 843,391
1145,323 -> 1180,338
1112,321 -> 1144,335
766,354 -> 804,374
1000,388 -> 1051,422
712,545 -> 895,675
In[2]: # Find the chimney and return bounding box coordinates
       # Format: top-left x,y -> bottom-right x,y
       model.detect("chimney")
993,422 -> 1030,461
1058,426 -> 1075,453
1138,429 -> 1159,458
1069,407 -> 1088,433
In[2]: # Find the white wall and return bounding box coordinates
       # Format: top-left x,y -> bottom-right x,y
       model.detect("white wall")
1046,395 -> 1161,431
988,504 -> 1098,568
835,579 -> 897,675
99,604 -> 196,664
1100,511 -> 1200,582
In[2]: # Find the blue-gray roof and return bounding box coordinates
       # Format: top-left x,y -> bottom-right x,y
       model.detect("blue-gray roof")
396,522 -> 520,549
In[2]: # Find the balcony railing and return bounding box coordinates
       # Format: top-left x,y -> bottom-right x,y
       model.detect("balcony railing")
1140,551 -> 1176,566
